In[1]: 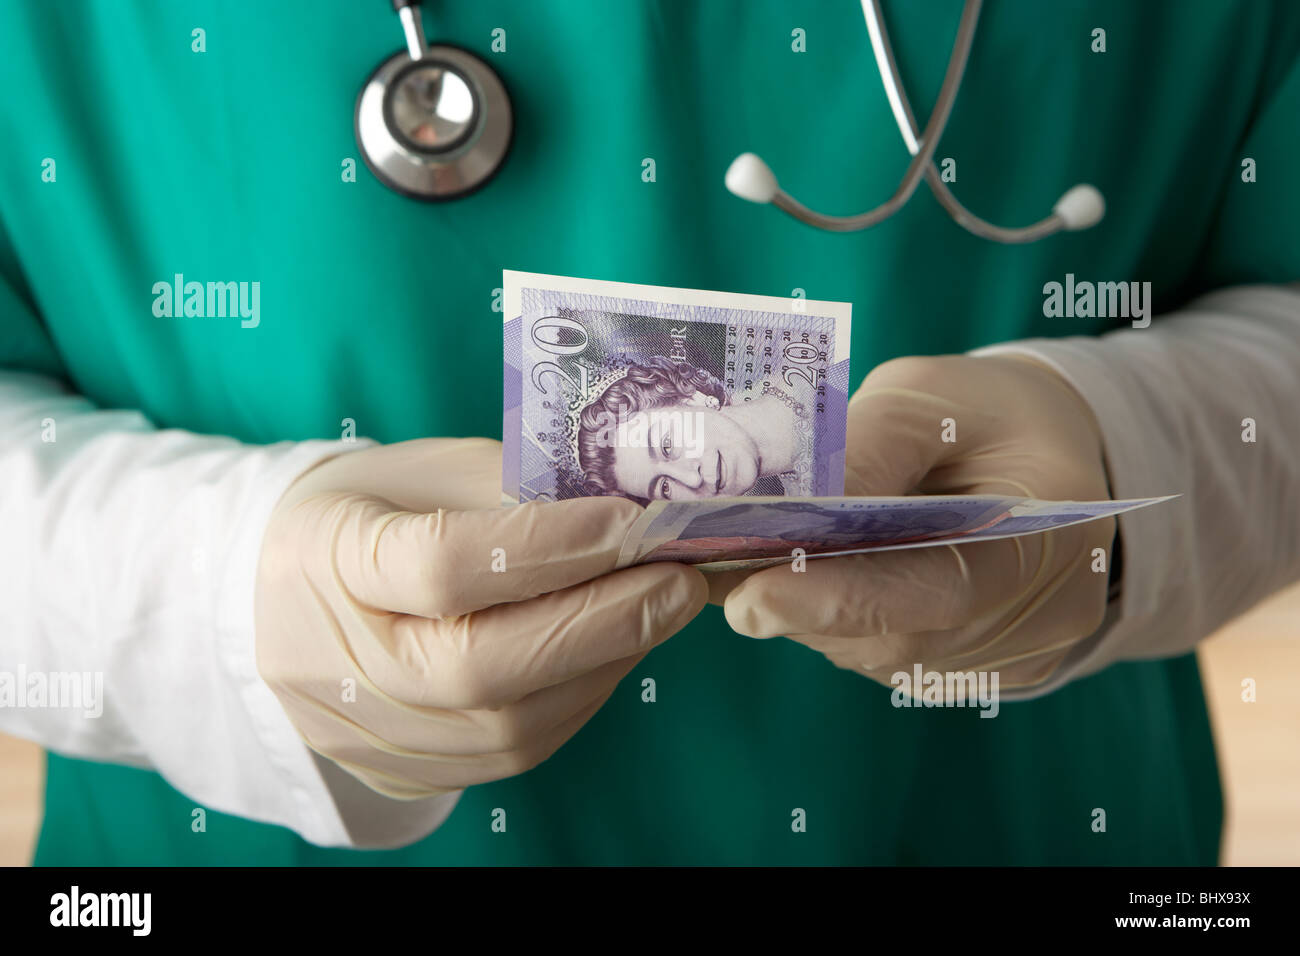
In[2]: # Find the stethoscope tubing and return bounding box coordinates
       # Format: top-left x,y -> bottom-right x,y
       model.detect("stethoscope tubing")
863,0 -> 1064,242
727,0 -> 1103,240
772,0 -> 981,232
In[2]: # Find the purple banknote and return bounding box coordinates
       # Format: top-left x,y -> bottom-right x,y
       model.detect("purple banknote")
503,271 -> 852,503
614,495 -> 1176,570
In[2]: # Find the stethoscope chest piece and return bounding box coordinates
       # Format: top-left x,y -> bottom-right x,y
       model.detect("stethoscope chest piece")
355,7 -> 512,201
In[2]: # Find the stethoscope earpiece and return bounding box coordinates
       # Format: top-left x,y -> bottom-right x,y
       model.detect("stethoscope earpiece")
356,0 -> 512,201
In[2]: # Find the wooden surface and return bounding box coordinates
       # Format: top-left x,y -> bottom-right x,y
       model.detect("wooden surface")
0,732 -> 41,867
1200,582 -> 1300,865
2,583 -> 1297,865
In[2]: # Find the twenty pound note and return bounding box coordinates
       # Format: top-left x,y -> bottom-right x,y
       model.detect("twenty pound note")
614,495 -> 1177,570
503,271 -> 852,504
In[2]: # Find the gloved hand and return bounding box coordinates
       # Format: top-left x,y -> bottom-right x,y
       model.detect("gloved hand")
722,354 -> 1115,693
256,438 -> 707,798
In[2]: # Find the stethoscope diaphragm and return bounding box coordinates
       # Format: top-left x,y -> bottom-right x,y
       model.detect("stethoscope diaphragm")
355,2 -> 512,201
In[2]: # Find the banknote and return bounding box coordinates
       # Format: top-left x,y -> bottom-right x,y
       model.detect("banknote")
500,270 -> 1172,575
503,270 -> 852,504
614,494 -> 1177,570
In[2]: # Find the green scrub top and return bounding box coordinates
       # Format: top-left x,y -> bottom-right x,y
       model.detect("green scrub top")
3,0 -> 1296,865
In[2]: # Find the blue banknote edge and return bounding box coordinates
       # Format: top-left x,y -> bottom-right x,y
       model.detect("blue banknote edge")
617,494 -> 1179,570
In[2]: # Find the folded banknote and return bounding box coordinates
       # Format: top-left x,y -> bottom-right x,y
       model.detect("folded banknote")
503,270 -> 853,504
614,494 -> 1176,571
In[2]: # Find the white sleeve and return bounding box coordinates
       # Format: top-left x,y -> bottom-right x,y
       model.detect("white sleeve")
0,369 -> 461,847
972,283 -> 1300,697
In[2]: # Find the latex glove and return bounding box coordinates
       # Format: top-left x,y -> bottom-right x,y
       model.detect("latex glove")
722,354 -> 1114,693
256,438 -> 707,798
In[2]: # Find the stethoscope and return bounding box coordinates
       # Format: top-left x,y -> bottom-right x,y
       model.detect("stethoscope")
357,0 -> 1103,239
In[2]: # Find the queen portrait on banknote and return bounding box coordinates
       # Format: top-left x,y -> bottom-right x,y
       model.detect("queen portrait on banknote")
574,355 -> 817,503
